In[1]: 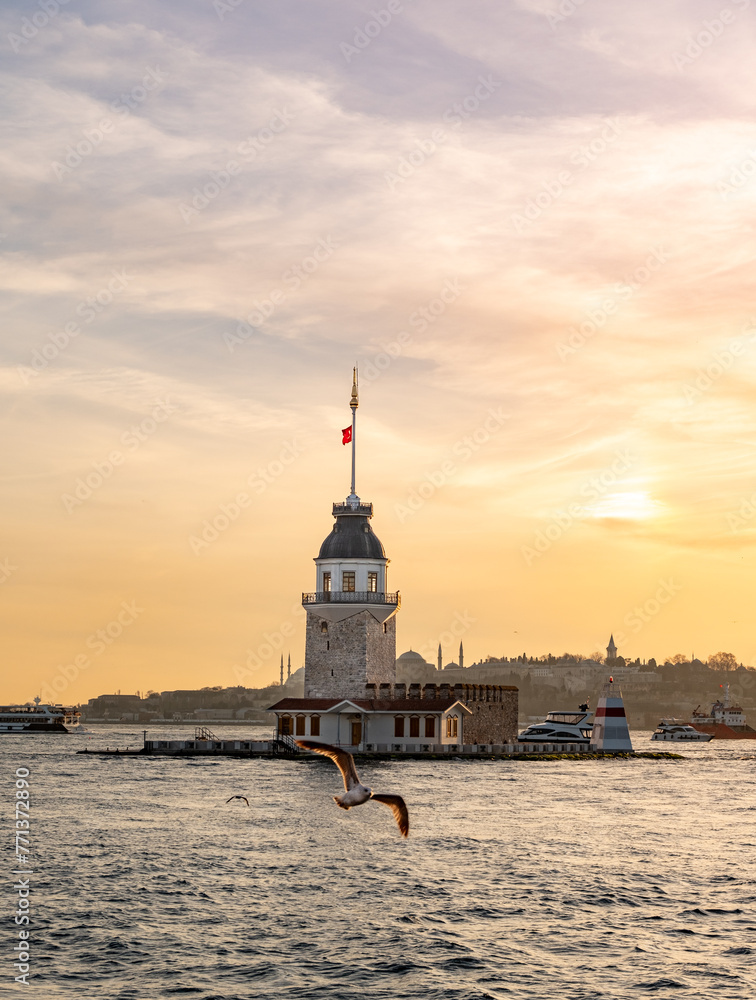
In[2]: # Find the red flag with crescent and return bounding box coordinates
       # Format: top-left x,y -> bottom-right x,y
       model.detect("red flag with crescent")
342,426 -> 352,445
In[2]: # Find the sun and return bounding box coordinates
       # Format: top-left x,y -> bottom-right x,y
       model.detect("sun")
585,491 -> 661,520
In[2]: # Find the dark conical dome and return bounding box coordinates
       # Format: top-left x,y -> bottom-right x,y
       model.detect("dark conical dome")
318,514 -> 386,560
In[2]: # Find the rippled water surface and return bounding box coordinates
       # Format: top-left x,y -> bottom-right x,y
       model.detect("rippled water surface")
3,726 -> 756,999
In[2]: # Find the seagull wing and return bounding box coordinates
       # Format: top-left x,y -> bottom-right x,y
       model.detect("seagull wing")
370,794 -> 409,838
295,739 -> 360,791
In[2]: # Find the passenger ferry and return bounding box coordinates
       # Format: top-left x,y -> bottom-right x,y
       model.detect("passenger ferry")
0,702 -> 81,733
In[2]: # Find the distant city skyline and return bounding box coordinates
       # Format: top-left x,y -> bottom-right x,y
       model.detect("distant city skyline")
3,1 -> 756,703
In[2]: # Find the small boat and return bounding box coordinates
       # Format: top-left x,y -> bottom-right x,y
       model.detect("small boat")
689,684 -> 756,740
0,702 -> 81,733
651,719 -> 713,742
518,703 -> 593,745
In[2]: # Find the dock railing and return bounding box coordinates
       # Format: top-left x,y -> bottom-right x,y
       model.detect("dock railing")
273,734 -> 302,754
195,726 -> 219,741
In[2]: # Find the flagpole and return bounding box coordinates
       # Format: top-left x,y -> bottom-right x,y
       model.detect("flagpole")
349,367 -> 358,501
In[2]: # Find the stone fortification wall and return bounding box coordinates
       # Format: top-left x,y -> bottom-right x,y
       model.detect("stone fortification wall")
305,610 -> 396,699
462,688 -> 518,744
363,681 -> 519,744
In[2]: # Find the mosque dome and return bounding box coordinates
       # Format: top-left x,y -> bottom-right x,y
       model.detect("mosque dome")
318,514 -> 386,560
396,650 -> 429,665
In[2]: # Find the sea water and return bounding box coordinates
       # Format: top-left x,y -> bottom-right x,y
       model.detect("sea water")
2,725 -> 755,999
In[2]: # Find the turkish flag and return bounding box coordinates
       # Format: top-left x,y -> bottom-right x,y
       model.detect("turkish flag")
342,426 -> 352,445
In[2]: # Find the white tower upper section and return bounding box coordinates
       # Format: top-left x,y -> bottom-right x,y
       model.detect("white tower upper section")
302,368 -> 399,625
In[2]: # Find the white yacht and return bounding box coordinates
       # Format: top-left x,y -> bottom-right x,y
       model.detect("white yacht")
518,705 -> 593,745
651,719 -> 713,742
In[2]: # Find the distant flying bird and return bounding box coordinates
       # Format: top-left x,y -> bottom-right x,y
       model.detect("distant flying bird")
295,739 -> 409,838
226,795 -> 250,806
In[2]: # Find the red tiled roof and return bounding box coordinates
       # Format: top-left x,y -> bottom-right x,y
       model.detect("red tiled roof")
268,697 -> 463,712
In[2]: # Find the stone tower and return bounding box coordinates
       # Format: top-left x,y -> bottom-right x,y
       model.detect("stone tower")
606,634 -> 617,661
303,370 -> 400,699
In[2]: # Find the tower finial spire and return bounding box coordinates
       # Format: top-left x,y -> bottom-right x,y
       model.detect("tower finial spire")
347,366 -> 359,507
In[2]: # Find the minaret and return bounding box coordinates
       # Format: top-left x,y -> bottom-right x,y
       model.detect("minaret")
459,641 -> 464,669
606,634 -> 617,662
437,643 -> 442,672
303,370 -> 400,699
280,654 -> 284,686
287,653 -> 291,681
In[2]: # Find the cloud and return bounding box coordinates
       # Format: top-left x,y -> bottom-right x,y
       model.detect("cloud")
2,0 -> 756,698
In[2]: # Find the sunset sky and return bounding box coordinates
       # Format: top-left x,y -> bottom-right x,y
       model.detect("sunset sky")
3,0 -> 756,704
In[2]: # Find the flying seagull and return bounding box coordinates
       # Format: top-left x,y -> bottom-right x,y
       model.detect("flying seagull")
295,739 -> 409,837
226,795 -> 250,806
